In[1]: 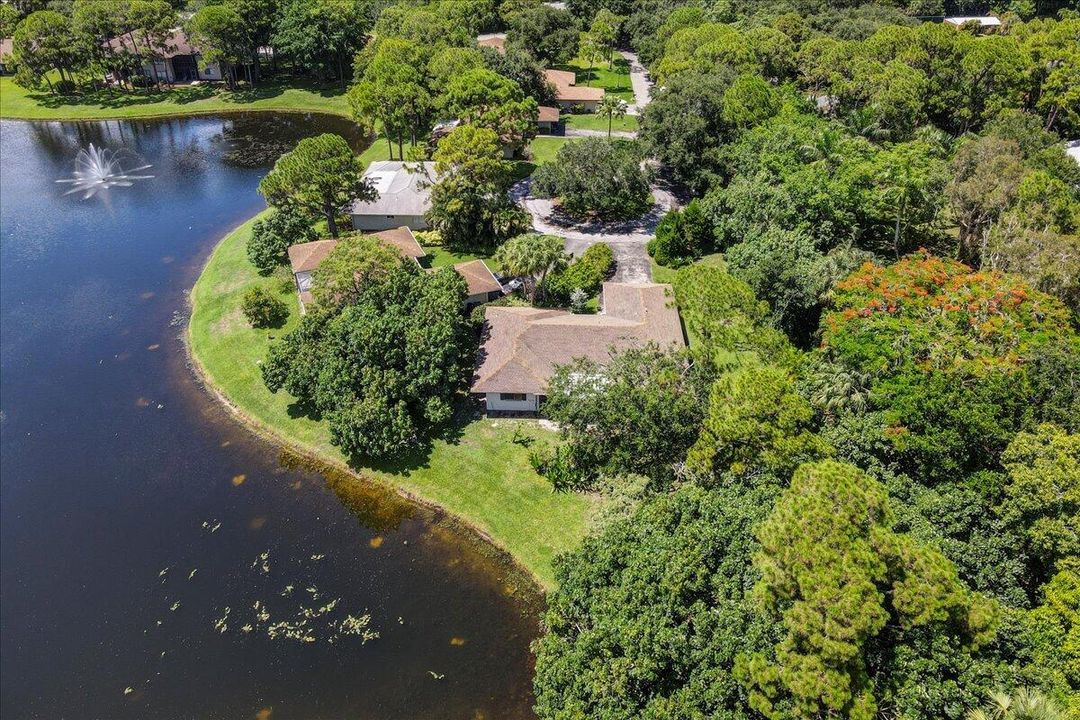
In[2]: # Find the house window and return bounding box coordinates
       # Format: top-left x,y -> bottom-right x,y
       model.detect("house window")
499,393 -> 527,402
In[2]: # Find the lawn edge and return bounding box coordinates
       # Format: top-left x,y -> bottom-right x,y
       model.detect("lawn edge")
185,213 -> 556,594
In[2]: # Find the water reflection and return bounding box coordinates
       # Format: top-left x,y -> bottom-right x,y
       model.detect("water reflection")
1,116 -> 540,720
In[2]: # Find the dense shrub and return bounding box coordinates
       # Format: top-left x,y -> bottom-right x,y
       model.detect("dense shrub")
241,286 -> 288,328
545,242 -> 614,303
246,208 -> 318,274
646,198 -> 712,267
532,138 -> 653,219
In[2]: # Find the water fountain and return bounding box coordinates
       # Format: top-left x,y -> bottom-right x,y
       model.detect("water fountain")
56,143 -> 153,199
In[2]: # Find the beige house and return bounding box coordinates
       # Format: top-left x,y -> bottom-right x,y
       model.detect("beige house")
287,227 -> 502,312
107,29 -> 223,82
544,69 -> 605,112
477,33 -> 507,53
537,105 -> 561,133
350,161 -> 436,231
943,16 -> 1001,33
472,283 -> 685,414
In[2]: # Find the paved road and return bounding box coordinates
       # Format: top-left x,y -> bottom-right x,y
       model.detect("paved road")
512,176 -> 678,284
621,51 -> 652,116
563,128 -> 637,139
515,50 -> 670,283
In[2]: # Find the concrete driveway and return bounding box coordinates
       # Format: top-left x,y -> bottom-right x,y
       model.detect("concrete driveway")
511,176 -> 679,283
621,51 -> 652,116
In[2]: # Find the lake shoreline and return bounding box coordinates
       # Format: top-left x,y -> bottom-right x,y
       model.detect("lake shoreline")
0,77 -> 353,122
185,213 -> 589,593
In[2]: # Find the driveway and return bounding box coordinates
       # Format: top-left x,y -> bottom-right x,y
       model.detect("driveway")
511,176 -> 679,283
620,51 -> 652,116
563,128 -> 637,139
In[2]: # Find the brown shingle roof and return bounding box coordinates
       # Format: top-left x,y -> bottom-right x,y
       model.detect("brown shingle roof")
477,35 -> 506,52
288,227 -> 425,276
288,239 -> 339,273
544,69 -> 577,87
472,283 -> 684,395
371,226 -> 426,260
538,105 -> 560,123
544,68 -> 605,103
106,29 -> 198,58
454,259 -> 502,296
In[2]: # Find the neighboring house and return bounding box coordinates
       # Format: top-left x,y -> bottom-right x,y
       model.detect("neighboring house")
451,259 -> 504,308
0,38 -> 13,75
1066,140 -> 1080,166
477,33 -> 506,53
943,16 -> 1001,32
107,29 -> 223,83
351,161 -> 435,231
287,226 -> 502,312
472,283 -> 685,414
537,105 -> 561,133
544,69 -> 605,112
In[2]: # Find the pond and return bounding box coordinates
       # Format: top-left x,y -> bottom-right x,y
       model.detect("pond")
0,114 -> 540,720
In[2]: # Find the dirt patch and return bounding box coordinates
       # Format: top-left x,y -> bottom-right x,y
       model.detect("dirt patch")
211,307 -> 246,336
213,277 -> 249,295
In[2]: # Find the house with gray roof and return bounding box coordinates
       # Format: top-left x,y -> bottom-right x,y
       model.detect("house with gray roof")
350,161 -> 436,231
472,283 -> 685,414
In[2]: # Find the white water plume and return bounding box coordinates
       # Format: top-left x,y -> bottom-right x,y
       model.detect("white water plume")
56,143 -> 153,199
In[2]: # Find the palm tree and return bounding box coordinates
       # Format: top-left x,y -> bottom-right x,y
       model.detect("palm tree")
597,96 -> 628,139
967,689 -> 1064,720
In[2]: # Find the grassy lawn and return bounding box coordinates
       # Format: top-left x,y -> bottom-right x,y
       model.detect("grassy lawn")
0,76 -> 352,120
557,56 -> 634,102
651,252 -> 725,284
420,245 -> 490,269
189,214 -> 590,589
562,113 -> 639,134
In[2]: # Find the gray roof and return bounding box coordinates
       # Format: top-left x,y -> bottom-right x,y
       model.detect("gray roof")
350,161 -> 436,217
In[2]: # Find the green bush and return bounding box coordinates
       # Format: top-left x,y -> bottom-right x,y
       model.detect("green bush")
546,242 -> 615,303
246,207 -> 318,275
646,199 -> 712,267
53,78 -> 77,94
241,286 -> 288,328
129,75 -> 153,88
532,138 -> 653,219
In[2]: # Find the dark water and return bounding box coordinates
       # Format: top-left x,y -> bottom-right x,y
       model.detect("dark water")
0,115 -> 540,720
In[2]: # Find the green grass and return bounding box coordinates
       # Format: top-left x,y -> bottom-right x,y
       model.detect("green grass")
557,56 -> 634,102
0,76 -> 353,120
420,245 -> 490,269
563,113 -> 639,134
189,215 -> 591,589
651,252 -> 725,285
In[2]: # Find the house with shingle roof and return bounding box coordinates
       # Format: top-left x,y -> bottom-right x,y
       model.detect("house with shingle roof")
287,227 -> 502,313
106,29 -> 224,83
472,283 -> 685,414
544,68 -> 605,112
350,161 -> 435,231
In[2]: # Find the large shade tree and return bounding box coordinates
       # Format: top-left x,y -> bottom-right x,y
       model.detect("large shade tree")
257,133 -> 373,238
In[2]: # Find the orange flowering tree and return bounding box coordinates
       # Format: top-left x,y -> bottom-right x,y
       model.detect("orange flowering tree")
820,250 -> 1079,482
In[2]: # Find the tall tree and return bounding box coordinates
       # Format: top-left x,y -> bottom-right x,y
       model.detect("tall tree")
273,0 -> 370,86
744,460 -> 996,720
257,133 -> 374,238
186,4 -> 248,90
491,232 -> 566,304
596,94 -> 627,138
427,124 -> 528,248
11,10 -> 79,91
506,4 -> 578,66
